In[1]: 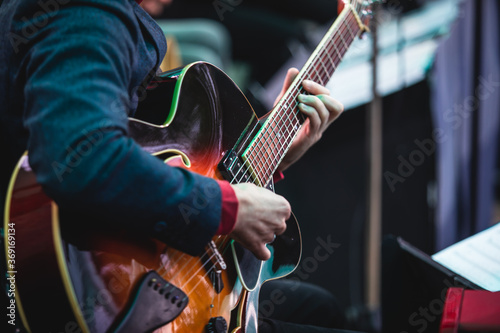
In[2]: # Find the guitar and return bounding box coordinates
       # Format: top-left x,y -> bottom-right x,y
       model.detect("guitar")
4,1 -> 376,332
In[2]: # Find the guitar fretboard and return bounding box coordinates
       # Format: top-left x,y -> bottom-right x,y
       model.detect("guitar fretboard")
242,4 -> 366,186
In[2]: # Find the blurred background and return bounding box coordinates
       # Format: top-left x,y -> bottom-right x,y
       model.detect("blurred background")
142,0 -> 500,331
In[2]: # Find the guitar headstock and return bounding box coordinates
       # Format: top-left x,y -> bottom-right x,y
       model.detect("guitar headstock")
338,0 -> 383,31
358,0 -> 382,24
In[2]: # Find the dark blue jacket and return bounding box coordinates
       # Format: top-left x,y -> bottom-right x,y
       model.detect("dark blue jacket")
0,0 -> 223,255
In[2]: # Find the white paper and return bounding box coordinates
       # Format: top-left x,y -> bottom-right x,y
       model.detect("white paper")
432,223 -> 500,291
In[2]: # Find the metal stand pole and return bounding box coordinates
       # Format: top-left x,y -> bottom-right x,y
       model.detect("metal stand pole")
365,3 -> 382,328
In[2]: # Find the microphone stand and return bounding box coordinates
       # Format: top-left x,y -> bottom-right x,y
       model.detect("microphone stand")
365,2 -> 382,330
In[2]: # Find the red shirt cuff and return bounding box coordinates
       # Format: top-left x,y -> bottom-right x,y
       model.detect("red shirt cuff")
273,170 -> 284,183
216,180 -> 238,235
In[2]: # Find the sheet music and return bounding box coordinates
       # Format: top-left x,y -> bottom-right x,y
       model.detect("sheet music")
432,223 -> 500,291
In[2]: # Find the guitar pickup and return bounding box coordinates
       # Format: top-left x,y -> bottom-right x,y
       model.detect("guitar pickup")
218,149 -> 253,184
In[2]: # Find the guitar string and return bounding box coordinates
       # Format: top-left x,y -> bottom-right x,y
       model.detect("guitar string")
179,252 -> 219,290
245,11 -> 359,184
176,252 -> 218,287
178,238 -> 233,303
170,4 -> 366,288
158,237 -> 233,302
107,3 -> 367,314
160,235 -> 230,285
196,0 -> 368,304
196,14 -> 363,298
179,237 -> 234,296
150,4 -> 365,303
205,12 -> 360,260
234,24 -> 345,184
270,10 -> 360,168
241,11 -> 360,185
152,248 -> 219,294
168,2 -> 370,304
177,8 -> 364,305
151,254 -> 218,305
271,9 -> 359,146
153,246 -> 213,284
248,13 -> 357,184
152,235 -> 227,287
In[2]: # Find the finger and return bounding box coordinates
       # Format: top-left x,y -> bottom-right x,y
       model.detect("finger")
298,94 -> 329,129
281,196 -> 292,220
284,68 -> 300,90
274,219 -> 287,235
278,68 -> 300,98
254,244 -> 271,261
318,95 -> 344,123
302,79 -> 330,95
298,104 -> 321,133
299,93 -> 344,129
264,232 -> 276,244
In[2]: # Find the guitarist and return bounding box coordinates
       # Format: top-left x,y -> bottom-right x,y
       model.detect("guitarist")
0,0 -> 351,332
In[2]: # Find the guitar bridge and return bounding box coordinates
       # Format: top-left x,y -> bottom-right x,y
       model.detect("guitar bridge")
207,240 -> 227,271
206,240 -> 226,294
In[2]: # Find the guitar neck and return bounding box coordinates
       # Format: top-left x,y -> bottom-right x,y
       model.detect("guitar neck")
241,4 -> 366,186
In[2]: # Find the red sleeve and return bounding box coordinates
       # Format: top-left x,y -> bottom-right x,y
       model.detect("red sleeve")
216,180 -> 239,235
215,171 -> 283,235
273,170 -> 284,183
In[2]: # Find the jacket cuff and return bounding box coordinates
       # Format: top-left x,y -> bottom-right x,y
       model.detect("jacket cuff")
215,180 -> 238,235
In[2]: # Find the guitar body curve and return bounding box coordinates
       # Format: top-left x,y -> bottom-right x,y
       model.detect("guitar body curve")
5,62 -> 301,333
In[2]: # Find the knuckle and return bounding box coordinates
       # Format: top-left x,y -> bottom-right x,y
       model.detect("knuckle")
311,95 -> 322,107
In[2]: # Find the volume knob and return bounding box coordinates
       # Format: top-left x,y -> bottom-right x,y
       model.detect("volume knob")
205,316 -> 227,333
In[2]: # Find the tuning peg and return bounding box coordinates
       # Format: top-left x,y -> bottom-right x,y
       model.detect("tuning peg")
362,8 -> 373,17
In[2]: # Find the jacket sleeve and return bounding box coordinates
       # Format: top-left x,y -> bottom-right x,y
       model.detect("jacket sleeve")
20,1 -> 227,255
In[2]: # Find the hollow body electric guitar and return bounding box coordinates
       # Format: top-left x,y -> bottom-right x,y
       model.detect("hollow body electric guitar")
4,2 -> 375,332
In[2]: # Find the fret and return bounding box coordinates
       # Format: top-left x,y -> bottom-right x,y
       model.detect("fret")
331,42 -> 343,67
245,162 -> 260,185
345,12 -> 360,48
345,16 -> 357,40
327,42 -> 339,74
266,117 -> 287,182
257,147 -> 268,182
338,31 -> 349,55
262,147 -> 272,181
273,114 -> 289,152
311,64 -> 325,85
279,121 -> 290,153
323,47 -> 337,74
349,10 -> 362,36
298,73 -> 309,87
271,111 -> 286,147
248,143 -> 265,185
247,120 -> 276,183
268,141 -> 279,181
318,57 -> 331,81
